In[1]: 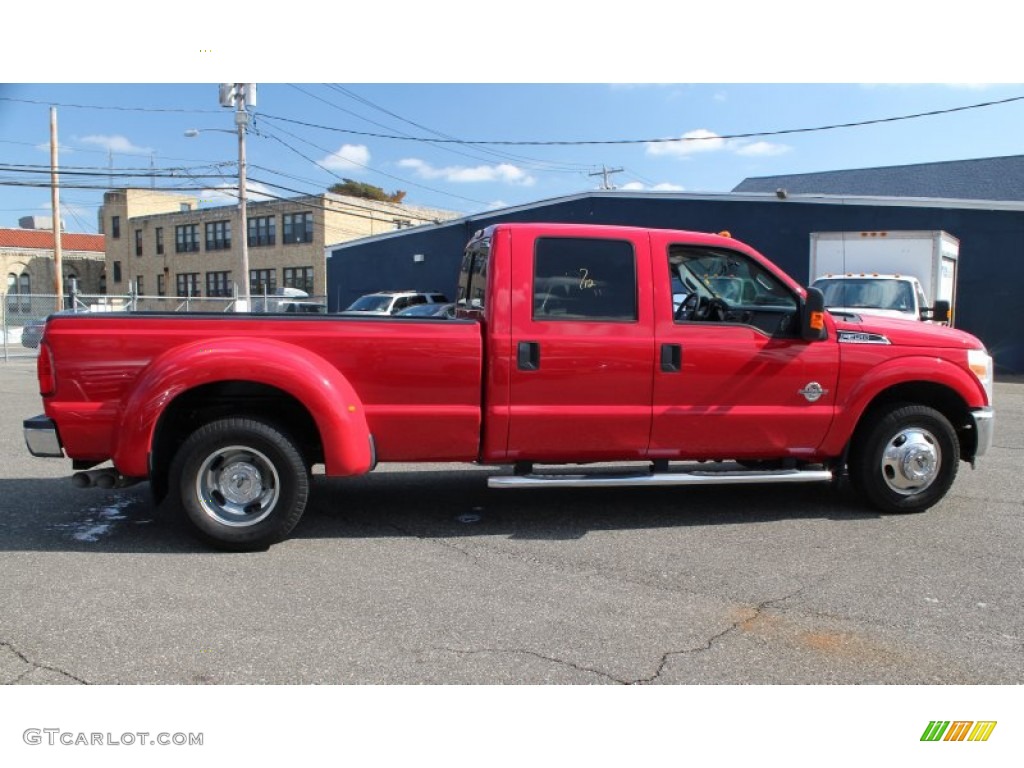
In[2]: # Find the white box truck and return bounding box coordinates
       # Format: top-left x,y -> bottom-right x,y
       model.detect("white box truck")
809,230 -> 959,325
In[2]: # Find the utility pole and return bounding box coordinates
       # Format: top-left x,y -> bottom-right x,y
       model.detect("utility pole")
589,165 -> 623,190
219,83 -> 256,309
50,107 -> 64,311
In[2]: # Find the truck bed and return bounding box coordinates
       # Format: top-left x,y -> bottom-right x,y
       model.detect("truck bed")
40,312 -> 484,465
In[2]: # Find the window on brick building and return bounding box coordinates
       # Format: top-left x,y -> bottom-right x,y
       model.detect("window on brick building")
282,212 -> 313,244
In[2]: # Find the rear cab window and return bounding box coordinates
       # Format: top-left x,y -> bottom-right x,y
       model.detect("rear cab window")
457,235 -> 490,317
533,237 -> 637,322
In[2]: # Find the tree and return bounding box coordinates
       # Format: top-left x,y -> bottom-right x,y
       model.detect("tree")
329,179 -> 406,203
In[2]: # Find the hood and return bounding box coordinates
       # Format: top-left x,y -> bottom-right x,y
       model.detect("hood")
831,312 -> 984,351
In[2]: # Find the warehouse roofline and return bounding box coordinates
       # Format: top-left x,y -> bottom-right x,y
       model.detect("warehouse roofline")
325,189 -> 1024,252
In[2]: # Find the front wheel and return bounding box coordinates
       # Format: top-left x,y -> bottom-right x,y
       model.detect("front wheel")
170,417 -> 310,550
848,403 -> 959,514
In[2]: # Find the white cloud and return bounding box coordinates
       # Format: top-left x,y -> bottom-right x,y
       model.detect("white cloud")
321,144 -> 370,171
399,158 -> 535,186
646,129 -> 726,157
80,134 -> 152,155
734,141 -> 791,157
647,129 -> 791,159
620,181 -> 685,192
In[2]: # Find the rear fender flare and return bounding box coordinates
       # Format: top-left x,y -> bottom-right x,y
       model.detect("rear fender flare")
112,337 -> 372,478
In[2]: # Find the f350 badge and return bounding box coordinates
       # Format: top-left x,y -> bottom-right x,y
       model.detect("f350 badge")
798,382 -> 828,403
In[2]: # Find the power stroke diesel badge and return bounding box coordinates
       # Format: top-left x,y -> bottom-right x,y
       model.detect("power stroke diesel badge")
798,382 -> 828,403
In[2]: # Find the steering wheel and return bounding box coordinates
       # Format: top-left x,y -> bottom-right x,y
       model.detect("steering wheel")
675,293 -> 707,321
676,293 -> 728,322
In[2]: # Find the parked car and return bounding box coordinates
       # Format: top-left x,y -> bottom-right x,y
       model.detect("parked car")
251,287 -> 326,314
395,302 -> 456,318
21,309 -> 83,349
342,290 -> 450,316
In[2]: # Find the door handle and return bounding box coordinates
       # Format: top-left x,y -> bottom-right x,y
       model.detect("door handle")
660,343 -> 682,372
517,341 -> 540,371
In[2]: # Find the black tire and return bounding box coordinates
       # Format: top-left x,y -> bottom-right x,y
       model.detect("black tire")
169,417 -> 310,551
847,403 -> 959,514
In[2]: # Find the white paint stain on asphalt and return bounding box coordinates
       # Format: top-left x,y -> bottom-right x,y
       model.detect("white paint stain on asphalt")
52,498 -> 138,542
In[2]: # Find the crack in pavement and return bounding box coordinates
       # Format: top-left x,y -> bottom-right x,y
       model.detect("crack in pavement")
439,586 -> 814,686
630,586 -> 812,685
1,641 -> 90,685
440,646 -> 628,684
381,520 -> 488,569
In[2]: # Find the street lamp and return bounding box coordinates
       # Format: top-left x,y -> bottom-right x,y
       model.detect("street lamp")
185,83 -> 255,310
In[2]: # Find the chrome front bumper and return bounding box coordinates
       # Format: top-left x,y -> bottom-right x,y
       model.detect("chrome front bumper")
24,415 -> 64,458
971,406 -> 994,460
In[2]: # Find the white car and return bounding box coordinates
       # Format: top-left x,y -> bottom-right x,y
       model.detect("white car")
342,290 -> 450,316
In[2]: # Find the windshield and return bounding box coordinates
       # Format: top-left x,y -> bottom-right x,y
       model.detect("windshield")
346,295 -> 393,312
813,278 -> 915,311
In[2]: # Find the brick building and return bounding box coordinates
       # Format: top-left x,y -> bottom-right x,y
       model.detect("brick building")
1,226 -> 106,303
99,188 -> 458,302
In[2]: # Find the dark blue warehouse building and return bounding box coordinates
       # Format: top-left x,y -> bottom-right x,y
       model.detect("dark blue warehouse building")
327,157 -> 1024,374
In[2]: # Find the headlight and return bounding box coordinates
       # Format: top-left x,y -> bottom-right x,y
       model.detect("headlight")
967,348 -> 994,405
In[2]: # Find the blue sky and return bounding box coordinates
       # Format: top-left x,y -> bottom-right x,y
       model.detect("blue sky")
2,4 -> 1020,236
3,82 -> 1023,236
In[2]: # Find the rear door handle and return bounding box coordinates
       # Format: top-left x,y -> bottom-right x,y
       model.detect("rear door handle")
517,341 -> 540,371
660,343 -> 682,372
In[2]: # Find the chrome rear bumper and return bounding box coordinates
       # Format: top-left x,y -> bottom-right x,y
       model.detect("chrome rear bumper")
24,415 -> 63,458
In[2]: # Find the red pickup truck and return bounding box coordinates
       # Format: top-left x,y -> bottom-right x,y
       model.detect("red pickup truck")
24,223 -> 995,550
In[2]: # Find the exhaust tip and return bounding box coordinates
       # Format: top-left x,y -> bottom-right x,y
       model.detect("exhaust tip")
94,473 -> 116,489
71,472 -> 93,489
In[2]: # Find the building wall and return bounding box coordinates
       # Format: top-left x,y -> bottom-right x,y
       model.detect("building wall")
3,248 -> 106,297
327,194 -> 1024,374
99,189 -> 459,301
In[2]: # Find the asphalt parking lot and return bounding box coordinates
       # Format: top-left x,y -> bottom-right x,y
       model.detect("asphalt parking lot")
0,357 -> 1021,685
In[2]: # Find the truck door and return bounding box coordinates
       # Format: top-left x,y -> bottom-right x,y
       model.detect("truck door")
506,229 -> 654,461
649,237 -> 839,460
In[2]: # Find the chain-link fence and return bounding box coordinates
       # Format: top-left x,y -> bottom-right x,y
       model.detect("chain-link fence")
2,291 -> 329,361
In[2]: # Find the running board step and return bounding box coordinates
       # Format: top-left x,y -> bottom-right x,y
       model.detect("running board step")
489,468 -> 833,489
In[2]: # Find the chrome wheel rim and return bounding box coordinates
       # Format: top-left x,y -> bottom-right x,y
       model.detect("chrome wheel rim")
196,445 -> 280,527
880,427 -> 941,496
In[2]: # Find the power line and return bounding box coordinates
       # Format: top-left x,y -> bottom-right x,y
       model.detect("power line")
253,120 -> 485,207
0,95 -> 222,114
248,164 -> 458,223
321,83 -> 591,173
0,163 -> 234,181
259,94 -> 1024,146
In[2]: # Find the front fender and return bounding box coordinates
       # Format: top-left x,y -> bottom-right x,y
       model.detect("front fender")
112,337 -> 372,478
820,354 -> 984,456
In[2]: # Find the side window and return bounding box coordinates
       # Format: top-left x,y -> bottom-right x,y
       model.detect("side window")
533,237 -> 637,322
669,245 -> 797,335
457,240 -> 489,312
